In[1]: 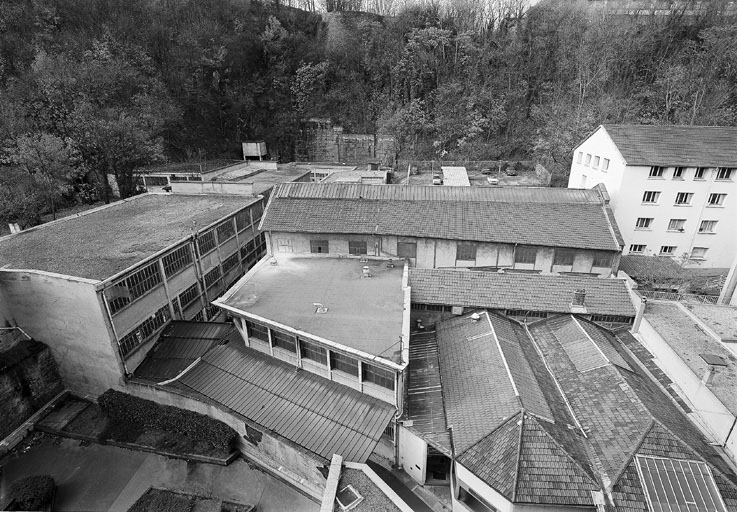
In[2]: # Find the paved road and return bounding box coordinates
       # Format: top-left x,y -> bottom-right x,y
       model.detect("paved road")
0,437 -> 318,512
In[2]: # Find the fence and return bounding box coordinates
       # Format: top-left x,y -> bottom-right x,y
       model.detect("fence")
637,290 -> 719,304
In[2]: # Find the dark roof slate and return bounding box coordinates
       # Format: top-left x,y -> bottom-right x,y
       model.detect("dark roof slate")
602,124 -> 737,167
409,269 -> 636,317
457,413 -> 599,506
261,183 -> 621,251
618,254 -> 685,280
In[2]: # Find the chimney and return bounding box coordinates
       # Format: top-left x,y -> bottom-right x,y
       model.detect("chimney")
700,354 -> 727,386
570,289 -> 588,314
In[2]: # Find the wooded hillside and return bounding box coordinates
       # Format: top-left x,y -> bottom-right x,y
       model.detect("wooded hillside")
1,0 -> 736,223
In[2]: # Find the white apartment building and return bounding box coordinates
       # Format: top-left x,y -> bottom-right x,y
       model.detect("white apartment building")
568,124 -> 737,268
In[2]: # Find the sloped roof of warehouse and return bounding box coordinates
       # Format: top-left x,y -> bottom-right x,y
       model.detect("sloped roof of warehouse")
409,269 -> 636,317
436,312 -> 600,507
601,124 -> 737,167
422,311 -> 737,508
0,193 -> 259,280
260,183 -> 622,251
154,337 -> 395,463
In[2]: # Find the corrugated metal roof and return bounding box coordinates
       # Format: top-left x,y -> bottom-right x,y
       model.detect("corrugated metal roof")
441,167 -> 471,187
602,125 -> 737,167
409,269 -> 636,317
403,330 -> 451,454
175,343 -> 395,462
134,322 -> 237,382
272,182 -> 604,203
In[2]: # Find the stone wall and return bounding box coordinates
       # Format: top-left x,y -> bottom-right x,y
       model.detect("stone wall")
0,339 -> 64,438
296,120 -> 397,166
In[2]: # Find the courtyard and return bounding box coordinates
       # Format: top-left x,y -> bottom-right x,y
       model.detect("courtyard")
0,434 -> 318,512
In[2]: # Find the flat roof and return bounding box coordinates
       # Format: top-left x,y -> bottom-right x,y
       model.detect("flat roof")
644,302 -> 737,414
219,256 -> 406,361
0,194 -> 258,281
206,163 -> 312,195
683,303 -> 737,342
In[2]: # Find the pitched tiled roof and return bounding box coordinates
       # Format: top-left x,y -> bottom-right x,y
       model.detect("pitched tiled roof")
457,413 -> 599,506
134,322 -> 239,382
260,183 -> 621,251
602,124 -> 737,167
618,254 -> 685,280
436,312 -> 521,454
409,269 -> 636,317
173,342 -> 395,462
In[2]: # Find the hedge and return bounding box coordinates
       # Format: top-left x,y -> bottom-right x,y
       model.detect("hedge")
98,389 -> 237,452
8,475 -> 55,511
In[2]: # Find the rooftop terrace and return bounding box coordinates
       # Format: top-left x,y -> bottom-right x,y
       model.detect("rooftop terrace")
0,194 -> 257,281
218,256 -> 407,362
644,302 -> 737,413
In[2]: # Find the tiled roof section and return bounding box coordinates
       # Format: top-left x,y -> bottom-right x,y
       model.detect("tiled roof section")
457,414 -> 599,506
436,312 -> 520,453
409,269 -> 636,317
261,183 -> 620,251
134,322 -> 238,382
612,423 -> 737,512
404,330 -> 451,454
271,182 -> 605,203
488,314 -> 553,421
515,416 -> 598,505
174,342 -> 395,462
552,317 -> 608,372
604,205 -> 625,248
529,316 -> 652,480
577,319 -> 633,372
457,414 -> 520,499
618,254 -> 684,280
602,124 -> 737,167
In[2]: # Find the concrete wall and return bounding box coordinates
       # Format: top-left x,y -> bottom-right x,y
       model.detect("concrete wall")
570,127 -> 737,268
636,318 -> 737,461
169,182 -> 255,195
268,231 -> 615,275
0,340 -> 64,438
454,462 -> 513,512
125,381 -> 328,492
0,271 -> 124,396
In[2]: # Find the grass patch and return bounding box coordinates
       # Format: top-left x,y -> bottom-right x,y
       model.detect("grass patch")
7,475 -> 55,511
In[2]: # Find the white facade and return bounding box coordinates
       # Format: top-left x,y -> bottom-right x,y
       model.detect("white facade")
568,126 -> 737,268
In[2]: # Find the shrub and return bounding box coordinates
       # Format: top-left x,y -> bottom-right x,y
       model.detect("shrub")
98,389 -> 237,452
9,475 -> 55,511
97,417 -> 143,444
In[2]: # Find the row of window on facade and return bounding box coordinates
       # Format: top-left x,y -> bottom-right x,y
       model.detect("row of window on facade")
107,212 -> 265,316
647,166 -> 734,181
114,234 -> 268,359
641,191 -> 727,206
284,238 -> 612,268
576,152 -> 611,171
245,319 -> 396,390
635,217 -> 719,234
629,244 -> 708,259
410,303 -> 633,326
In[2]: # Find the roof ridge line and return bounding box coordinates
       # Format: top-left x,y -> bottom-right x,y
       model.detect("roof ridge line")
571,316 -> 612,366
512,411 -> 524,502
525,414 -> 601,487
455,411 -> 521,459
609,419 -> 657,488
485,312 -> 520,399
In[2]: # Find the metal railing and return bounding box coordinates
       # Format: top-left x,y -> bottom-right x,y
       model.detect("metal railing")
637,290 -> 719,304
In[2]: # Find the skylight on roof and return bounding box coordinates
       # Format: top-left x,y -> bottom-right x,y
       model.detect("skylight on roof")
635,455 -> 727,512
